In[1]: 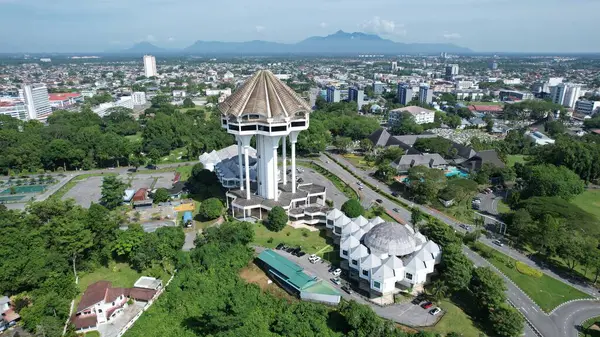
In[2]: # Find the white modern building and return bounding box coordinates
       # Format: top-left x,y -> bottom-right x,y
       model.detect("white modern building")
220,70 -> 327,220
389,106 -> 435,125
326,86 -> 341,103
132,92 -> 147,105
92,97 -> 134,117
199,145 -> 260,188
143,55 -> 157,78
551,83 -> 581,108
418,84 -> 433,105
445,64 -> 459,80
575,100 -> 600,116
0,102 -> 28,120
23,83 -> 52,121
205,88 -> 232,97
324,209 -> 441,297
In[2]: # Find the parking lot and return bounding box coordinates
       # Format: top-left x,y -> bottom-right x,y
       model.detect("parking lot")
63,172 -> 177,208
267,247 -> 443,327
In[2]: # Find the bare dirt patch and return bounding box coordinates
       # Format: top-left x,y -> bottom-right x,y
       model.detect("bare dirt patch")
239,262 -> 296,301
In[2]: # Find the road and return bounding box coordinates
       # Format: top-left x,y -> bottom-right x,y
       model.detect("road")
324,153 -> 600,337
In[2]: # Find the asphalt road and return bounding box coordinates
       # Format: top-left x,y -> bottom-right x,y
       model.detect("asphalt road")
324,153 -> 600,337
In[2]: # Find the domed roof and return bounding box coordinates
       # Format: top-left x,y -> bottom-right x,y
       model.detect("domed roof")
363,222 -> 417,256
218,70 -> 311,121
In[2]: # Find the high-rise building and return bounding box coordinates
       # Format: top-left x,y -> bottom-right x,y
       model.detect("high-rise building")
372,81 -> 384,95
418,84 -> 433,105
132,92 -> 147,105
143,55 -> 157,78
551,83 -> 581,108
575,100 -> 600,115
391,62 -> 398,71
326,86 -> 341,103
444,64 -> 459,80
22,83 -> 52,121
397,83 -> 414,105
0,102 -> 28,120
489,60 -> 498,70
348,87 -> 365,110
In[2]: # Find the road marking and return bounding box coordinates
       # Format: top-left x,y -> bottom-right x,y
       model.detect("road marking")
521,307 -> 528,313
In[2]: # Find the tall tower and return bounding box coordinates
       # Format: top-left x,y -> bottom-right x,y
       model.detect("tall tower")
143,55 -> 157,77
23,83 -> 51,121
219,70 -> 325,219
418,84 -> 433,105
397,83 -> 413,105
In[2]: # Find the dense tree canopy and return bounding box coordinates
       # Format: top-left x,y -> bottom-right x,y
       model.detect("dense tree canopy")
341,199 -> 364,218
266,206 -> 288,232
198,198 -> 224,220
406,166 -> 447,204
100,175 -> 128,210
516,164 -> 584,200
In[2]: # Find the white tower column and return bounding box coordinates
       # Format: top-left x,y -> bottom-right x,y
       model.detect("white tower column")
289,132 -> 299,194
237,137 -> 244,191
273,142 -> 279,201
256,135 -> 281,200
282,136 -> 287,186
238,136 -> 252,200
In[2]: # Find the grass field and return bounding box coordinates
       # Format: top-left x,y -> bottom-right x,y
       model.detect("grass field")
506,154 -> 528,167
423,299 -> 482,337
497,200 -> 511,214
253,223 -> 331,256
125,132 -> 142,143
581,316 -> 600,337
76,263 -> 142,307
364,208 -> 396,222
175,165 -> 193,181
342,154 -> 373,170
160,147 -> 188,163
472,242 -> 592,312
571,189 -> 600,221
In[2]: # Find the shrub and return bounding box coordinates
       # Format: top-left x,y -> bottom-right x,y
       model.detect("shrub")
341,199 -> 364,218
516,261 -> 543,278
198,198 -> 224,220
267,237 -> 273,244
302,229 -> 309,237
266,206 -> 288,232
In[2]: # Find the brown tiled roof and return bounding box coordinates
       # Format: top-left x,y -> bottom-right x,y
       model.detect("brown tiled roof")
105,287 -> 127,303
218,70 -> 311,121
71,314 -> 97,330
128,288 -> 157,301
1,308 -> 20,323
77,281 -> 111,312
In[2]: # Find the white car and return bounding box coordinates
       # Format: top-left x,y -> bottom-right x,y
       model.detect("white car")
310,256 -> 322,264
332,268 -> 342,277
429,307 -> 442,316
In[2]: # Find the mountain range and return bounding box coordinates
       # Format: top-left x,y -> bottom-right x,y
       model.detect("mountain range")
121,31 -> 472,55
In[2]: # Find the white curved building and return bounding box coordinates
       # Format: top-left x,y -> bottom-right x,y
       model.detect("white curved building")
325,209 -> 441,296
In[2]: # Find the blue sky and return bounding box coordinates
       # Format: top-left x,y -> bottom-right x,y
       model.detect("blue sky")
0,0 -> 597,53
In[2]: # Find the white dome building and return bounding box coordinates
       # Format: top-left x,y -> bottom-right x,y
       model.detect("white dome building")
325,209 -> 441,296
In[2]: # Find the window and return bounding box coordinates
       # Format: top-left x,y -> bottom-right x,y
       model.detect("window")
327,220 -> 333,226
373,281 -> 381,289
112,302 -> 115,306
362,270 -> 369,277
352,259 -> 358,265
98,309 -> 103,313
342,250 -> 348,256
406,273 -> 413,280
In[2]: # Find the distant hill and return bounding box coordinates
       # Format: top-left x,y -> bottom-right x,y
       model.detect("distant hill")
182,30 -> 472,55
122,42 -> 168,54
120,31 -> 472,55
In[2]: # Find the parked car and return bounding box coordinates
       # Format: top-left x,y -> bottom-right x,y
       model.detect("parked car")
341,285 -> 353,294
429,307 -> 442,316
332,268 -> 342,277
393,208 -> 400,213
421,301 -> 433,309
459,224 -> 471,231
297,251 -> 306,257
276,243 -> 285,250
357,181 -> 362,185
392,192 -> 399,197
411,296 -> 425,305
309,256 -> 322,264
331,277 -> 342,285
492,239 -> 504,247
358,186 -> 364,190
375,199 -> 383,204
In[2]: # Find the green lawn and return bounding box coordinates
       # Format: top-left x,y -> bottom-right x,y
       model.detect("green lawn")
506,154 -> 528,167
472,242 -> 592,312
84,331 -> 101,337
342,154 -> 373,170
497,200 -> 511,214
364,208 -> 395,222
423,299 -> 482,337
571,189 -> 600,221
253,222 -> 331,256
76,263 -> 142,306
175,165 -> 194,181
299,161 -> 359,200
160,147 -> 188,164
581,316 -> 600,337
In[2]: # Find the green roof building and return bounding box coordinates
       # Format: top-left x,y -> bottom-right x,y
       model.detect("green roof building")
257,249 -> 340,305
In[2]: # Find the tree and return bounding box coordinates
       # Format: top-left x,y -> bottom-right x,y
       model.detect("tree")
411,207 -> 424,229
413,137 -> 453,158
373,163 -> 396,183
100,175 -> 128,210
469,267 -> 507,310
518,164 -> 584,200
359,138 -> 374,153
441,244 -> 473,292
153,188 -> 171,203
148,148 -> 161,165
375,147 -> 405,165
182,97 -> 195,108
341,199 -> 364,218
390,113 -> 423,135
296,119 -> 331,154
407,166 -> 447,204
198,198 -> 224,220
488,304 -> 524,337
112,224 -> 145,258
333,136 -> 353,153
44,217 -> 93,278
266,206 -> 288,232
545,120 -> 565,136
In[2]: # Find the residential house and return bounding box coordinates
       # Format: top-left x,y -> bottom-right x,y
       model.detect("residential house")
393,154 -> 447,173
460,150 -> 505,172
0,296 -> 20,330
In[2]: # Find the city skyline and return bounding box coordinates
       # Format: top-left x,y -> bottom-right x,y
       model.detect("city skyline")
0,0 -> 598,53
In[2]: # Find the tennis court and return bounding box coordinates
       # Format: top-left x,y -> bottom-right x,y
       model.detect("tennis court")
0,195 -> 25,202
0,185 -> 47,195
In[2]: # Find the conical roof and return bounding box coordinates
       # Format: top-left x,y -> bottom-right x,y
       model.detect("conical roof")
218,70 -> 311,121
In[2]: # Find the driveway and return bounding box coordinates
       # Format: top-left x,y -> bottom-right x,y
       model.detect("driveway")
271,248 -> 442,327
96,301 -> 146,337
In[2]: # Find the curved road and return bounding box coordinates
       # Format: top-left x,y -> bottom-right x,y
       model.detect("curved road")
322,153 -> 600,337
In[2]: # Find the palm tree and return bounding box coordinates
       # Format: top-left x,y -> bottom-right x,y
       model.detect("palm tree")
431,279 -> 448,301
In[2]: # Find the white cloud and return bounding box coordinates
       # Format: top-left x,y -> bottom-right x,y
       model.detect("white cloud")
167,37 -> 175,42
255,25 -> 266,33
443,32 -> 462,39
145,34 -> 156,42
360,16 -> 406,36
319,22 -> 328,28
